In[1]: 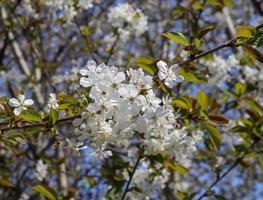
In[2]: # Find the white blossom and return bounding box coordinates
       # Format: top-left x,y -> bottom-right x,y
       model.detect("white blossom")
78,0 -> 94,10
157,60 -> 184,88
8,95 -> 34,116
107,3 -> 148,39
35,160 -> 48,182
47,93 -> 59,109
65,138 -> 88,156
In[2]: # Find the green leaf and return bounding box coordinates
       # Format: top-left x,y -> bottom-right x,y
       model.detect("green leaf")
194,38 -> 202,49
172,98 -> 189,109
179,68 -> 207,84
158,80 -> 172,95
245,98 -> 263,115
80,25 -> 92,36
57,93 -> 79,109
197,90 -> 210,110
236,26 -> 256,38
164,160 -> 188,174
19,109 -> 42,122
232,125 -> 250,133
207,0 -> 223,6
235,82 -> 246,95
6,134 -> 27,144
135,57 -> 158,75
62,188 -> 77,200
49,108 -> 58,125
243,45 -> 263,63
33,185 -> 58,200
0,178 -> 14,188
197,24 -> 216,39
249,30 -> 263,48
163,32 -> 190,46
203,123 -> 221,150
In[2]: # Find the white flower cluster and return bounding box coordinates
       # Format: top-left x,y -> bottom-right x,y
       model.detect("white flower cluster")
107,3 -> 148,40
72,60 -> 203,163
44,0 -> 94,23
200,55 -> 263,87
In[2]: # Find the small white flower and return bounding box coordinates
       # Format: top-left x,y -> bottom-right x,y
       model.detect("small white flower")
35,160 -> 48,182
65,138 -> 88,156
157,60 -> 184,88
47,93 -> 58,109
8,95 -> 34,116
78,0 -> 93,10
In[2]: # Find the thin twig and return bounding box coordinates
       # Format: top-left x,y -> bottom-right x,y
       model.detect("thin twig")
195,140 -> 258,200
121,155 -> 142,200
0,114 -> 81,133
177,23 -> 263,67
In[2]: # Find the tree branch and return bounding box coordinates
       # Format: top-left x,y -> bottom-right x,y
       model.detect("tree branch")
121,154 -> 142,200
177,23 -> 263,67
195,140 -> 259,200
0,114 -> 81,133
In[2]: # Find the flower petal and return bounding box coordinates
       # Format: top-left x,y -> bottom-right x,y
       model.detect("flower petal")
18,95 -> 25,102
157,60 -> 168,73
14,107 -> 23,116
8,98 -> 20,107
80,77 -> 92,87
24,99 -> 34,106
157,60 -> 168,80
87,103 -> 100,113
165,77 -> 176,88
79,68 -> 89,76
174,75 -> 184,82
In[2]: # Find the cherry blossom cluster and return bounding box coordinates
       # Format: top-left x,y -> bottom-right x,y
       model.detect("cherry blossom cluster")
19,0 -> 94,23
107,3 -> 148,40
200,55 -> 263,87
72,60 -> 203,163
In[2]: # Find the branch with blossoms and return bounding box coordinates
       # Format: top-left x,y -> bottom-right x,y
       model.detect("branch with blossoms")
0,23 -> 261,133
1,1 -> 263,200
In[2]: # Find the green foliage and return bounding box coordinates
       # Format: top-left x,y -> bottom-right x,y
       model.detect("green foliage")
197,24 -> 216,39
235,82 -> 247,95
0,178 -> 14,188
179,68 -> 207,84
197,90 -> 210,110
32,185 -> 58,200
249,29 -> 263,48
243,45 -> 263,63
80,25 -> 92,36
57,93 -> 79,110
49,108 -> 58,125
236,26 -> 256,38
19,109 -> 42,122
172,98 -> 190,110
164,160 -> 188,175
157,80 -> 172,95
135,57 -> 158,75
163,32 -> 190,46
6,133 -> 27,145
203,123 -> 222,150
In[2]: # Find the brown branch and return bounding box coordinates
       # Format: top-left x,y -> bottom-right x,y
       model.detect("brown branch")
177,23 -> 263,67
196,140 -> 259,200
0,114 -> 81,133
121,154 -> 142,200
